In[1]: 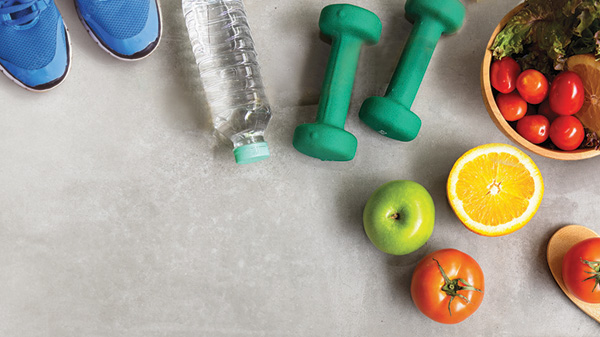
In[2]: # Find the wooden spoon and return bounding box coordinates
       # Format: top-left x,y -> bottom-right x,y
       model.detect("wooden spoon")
547,225 -> 600,322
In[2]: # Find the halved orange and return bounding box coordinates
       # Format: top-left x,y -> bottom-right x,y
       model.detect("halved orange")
567,54 -> 600,134
447,143 -> 544,236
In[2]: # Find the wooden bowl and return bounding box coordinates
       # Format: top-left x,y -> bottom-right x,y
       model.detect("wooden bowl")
481,4 -> 600,161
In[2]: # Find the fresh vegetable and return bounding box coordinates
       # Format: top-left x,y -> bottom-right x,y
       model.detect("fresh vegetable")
549,115 -> 585,150
490,55 -> 599,151
562,237 -> 600,303
516,115 -> 550,144
489,2 -> 600,152
584,130 -> 600,150
490,57 -> 521,93
537,99 -> 560,123
411,249 -> 484,324
569,18 -> 600,56
516,69 -> 548,104
491,0 -> 600,75
496,91 -> 527,121
549,71 -> 585,115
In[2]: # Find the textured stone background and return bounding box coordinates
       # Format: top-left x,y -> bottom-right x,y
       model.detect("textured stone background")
0,0 -> 597,336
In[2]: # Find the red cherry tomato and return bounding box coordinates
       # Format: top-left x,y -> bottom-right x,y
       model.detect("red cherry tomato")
496,91 -> 527,121
537,99 -> 560,123
411,249 -> 484,324
562,238 -> 600,303
516,115 -> 550,144
549,71 -> 585,115
516,69 -> 549,104
549,116 -> 585,151
490,57 -> 521,94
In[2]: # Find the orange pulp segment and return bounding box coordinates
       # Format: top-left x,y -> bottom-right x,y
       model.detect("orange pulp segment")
447,143 -> 544,236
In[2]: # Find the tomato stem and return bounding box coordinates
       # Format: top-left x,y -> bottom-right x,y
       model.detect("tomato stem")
580,258 -> 600,293
433,258 -> 482,316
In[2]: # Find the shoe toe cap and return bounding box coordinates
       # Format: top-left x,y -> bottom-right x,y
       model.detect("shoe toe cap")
79,0 -> 161,59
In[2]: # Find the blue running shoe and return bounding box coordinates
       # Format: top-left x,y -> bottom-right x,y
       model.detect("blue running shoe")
75,0 -> 162,60
0,0 -> 71,91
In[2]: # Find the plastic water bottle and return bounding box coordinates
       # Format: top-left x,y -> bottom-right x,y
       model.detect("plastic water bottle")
182,0 -> 272,164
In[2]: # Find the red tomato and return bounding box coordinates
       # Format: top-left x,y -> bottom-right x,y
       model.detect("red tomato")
490,57 -> 521,93
516,115 -> 550,144
538,99 -> 560,123
496,91 -> 527,121
549,71 -> 585,115
562,237 -> 600,303
549,116 -> 585,151
516,69 -> 549,104
411,249 -> 484,324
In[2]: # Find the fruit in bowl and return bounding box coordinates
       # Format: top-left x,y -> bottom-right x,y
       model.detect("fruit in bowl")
481,0 -> 600,160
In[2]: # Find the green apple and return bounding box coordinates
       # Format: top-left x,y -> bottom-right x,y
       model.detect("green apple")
363,180 -> 435,255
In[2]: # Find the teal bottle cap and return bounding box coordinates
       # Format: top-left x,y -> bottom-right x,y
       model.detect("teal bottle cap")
233,142 -> 270,165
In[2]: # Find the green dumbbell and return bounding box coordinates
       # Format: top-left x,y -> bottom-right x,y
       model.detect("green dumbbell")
359,0 -> 465,141
293,4 -> 382,161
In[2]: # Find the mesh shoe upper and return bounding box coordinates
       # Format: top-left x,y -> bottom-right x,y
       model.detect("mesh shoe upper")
76,0 -> 149,40
0,0 -> 60,70
76,0 -> 160,59
0,0 -> 69,90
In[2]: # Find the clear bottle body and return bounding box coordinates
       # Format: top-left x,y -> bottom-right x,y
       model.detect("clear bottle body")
182,0 -> 271,163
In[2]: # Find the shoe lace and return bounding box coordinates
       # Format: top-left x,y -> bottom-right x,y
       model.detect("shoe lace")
0,0 -> 49,26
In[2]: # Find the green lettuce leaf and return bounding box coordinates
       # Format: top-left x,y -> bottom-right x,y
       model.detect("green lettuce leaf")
491,0 -> 600,75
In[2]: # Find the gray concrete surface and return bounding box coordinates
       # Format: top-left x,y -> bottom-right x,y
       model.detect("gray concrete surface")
0,0 -> 598,336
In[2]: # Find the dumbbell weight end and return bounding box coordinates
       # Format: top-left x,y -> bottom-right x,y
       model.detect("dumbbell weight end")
359,96 -> 422,141
293,123 -> 358,161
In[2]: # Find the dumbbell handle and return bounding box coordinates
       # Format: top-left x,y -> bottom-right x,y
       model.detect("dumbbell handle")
386,18 -> 444,107
316,36 -> 362,127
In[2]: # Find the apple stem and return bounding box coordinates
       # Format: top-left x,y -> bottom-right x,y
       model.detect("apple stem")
390,213 -> 400,220
433,258 -> 482,317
